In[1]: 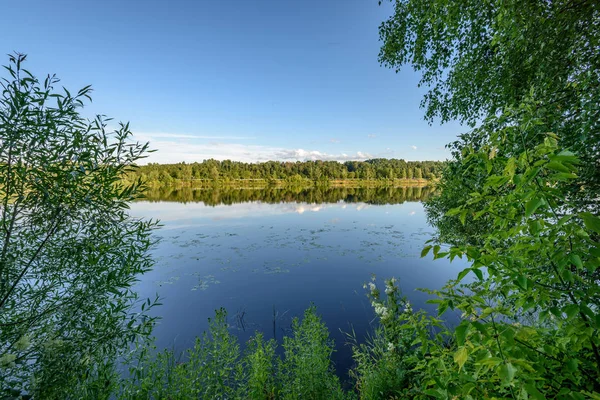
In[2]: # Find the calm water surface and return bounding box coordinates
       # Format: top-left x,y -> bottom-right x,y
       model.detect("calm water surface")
130,187 -> 467,377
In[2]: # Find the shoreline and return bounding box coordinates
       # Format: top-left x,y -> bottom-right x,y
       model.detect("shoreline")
139,178 -> 435,189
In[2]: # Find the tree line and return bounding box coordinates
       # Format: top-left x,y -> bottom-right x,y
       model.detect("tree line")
127,158 -> 446,186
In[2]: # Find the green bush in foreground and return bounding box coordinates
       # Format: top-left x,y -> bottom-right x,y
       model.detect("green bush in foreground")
118,306 -> 350,400
109,279 -> 437,400
0,54 -> 159,399
350,278 -> 423,399
110,280 -> 428,400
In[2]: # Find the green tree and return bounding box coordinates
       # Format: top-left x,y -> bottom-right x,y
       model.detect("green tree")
128,160 -> 444,187
0,54 -> 158,398
210,165 -> 220,181
379,0 -> 600,237
414,168 -> 422,180
386,167 -> 395,180
416,111 -> 600,397
378,0 -> 600,396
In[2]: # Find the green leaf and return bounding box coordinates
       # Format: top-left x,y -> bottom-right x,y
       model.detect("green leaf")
504,157 -> 516,178
438,300 -> 449,316
581,212 -> 600,234
528,220 -> 542,234
486,175 -> 509,187
561,269 -> 574,283
459,210 -> 467,225
525,196 -> 545,218
550,172 -> 577,181
434,251 -> 449,260
501,327 -> 515,345
423,389 -> 446,399
445,207 -> 462,217
471,321 -> 487,335
566,358 -> 578,373
457,268 -> 470,282
472,268 -> 483,280
563,304 -> 579,319
550,150 -> 580,164
421,245 -> 432,258
569,254 -> 583,270
580,304 -> 594,319
556,215 -> 572,227
476,357 -> 502,366
557,150 -> 576,157
524,383 -> 546,400
454,346 -> 468,371
590,243 -> 600,258
499,362 -> 517,385
539,309 -> 549,323
515,275 -> 528,290
455,322 -> 469,346
545,161 -> 570,173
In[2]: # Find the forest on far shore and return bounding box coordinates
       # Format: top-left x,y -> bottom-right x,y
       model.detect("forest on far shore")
127,158 -> 446,186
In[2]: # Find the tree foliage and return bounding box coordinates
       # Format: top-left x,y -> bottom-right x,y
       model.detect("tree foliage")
126,159 -> 445,186
415,108 -> 600,398
378,0 -> 600,397
0,54 -> 158,398
380,0 -> 599,243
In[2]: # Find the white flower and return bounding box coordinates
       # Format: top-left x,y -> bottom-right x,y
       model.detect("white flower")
368,282 -> 376,293
385,286 -> 394,295
374,303 -> 390,319
403,301 -> 412,313
387,342 -> 395,352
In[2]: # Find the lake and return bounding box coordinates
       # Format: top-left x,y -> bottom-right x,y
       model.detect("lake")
130,186 -> 467,379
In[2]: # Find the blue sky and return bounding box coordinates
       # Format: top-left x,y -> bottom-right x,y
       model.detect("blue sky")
2,0 -> 466,163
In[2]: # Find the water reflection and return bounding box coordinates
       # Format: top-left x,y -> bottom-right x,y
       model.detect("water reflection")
131,187 -> 463,380
132,201 -> 388,226
141,185 -> 435,205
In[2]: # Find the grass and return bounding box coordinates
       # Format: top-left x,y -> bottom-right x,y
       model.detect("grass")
116,306 -> 355,400
57,279 -> 422,400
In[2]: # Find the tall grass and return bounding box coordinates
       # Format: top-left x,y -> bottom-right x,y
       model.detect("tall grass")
116,307 -> 355,400
85,278 -> 428,400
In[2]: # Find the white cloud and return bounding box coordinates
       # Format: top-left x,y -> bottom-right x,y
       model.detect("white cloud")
133,134 -> 374,164
411,145 -> 417,150
330,138 -> 341,143
274,148 -> 373,162
367,134 -> 377,138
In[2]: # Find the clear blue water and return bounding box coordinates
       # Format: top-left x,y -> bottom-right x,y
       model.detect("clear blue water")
130,188 -> 467,378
